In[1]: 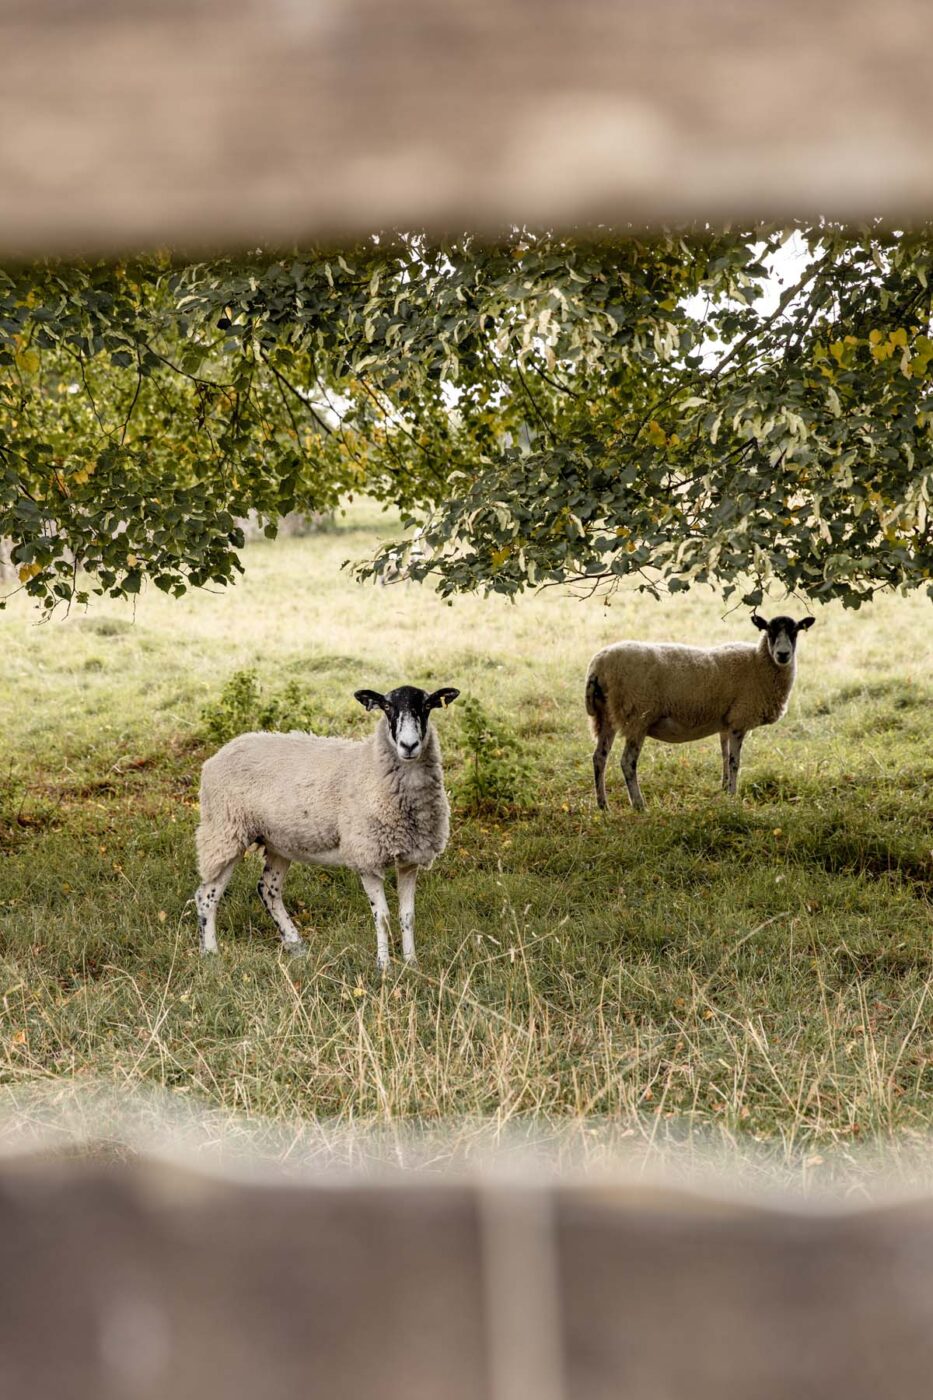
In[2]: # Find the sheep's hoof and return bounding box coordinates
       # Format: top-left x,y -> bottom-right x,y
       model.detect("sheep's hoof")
404,955 -> 419,969
199,945 -> 219,958
284,941 -> 308,959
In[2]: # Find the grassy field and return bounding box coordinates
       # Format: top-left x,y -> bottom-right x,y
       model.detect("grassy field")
0,503 -> 931,1178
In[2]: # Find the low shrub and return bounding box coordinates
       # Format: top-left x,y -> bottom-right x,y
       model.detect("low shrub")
200,669 -> 318,744
452,696 -> 534,815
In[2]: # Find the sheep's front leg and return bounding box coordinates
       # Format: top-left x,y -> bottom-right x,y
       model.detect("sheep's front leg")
724,729 -> 745,796
396,864 -> 419,965
720,731 -> 731,791
360,871 -> 392,972
195,857 -> 239,956
621,736 -> 646,811
258,851 -> 306,956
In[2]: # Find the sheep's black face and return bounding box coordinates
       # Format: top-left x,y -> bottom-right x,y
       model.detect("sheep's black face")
752,614 -> 815,667
354,684 -> 460,761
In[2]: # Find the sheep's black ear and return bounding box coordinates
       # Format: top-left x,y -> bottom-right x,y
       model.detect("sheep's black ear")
427,687 -> 460,710
751,615 -> 768,631
797,616 -> 815,631
354,689 -> 387,712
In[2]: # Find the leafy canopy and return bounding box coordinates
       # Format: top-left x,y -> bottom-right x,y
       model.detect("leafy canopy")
1,224 -> 932,611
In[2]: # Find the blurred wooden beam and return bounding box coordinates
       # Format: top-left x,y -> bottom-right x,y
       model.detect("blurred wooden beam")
2,0 -> 933,256
4,1153 -> 933,1398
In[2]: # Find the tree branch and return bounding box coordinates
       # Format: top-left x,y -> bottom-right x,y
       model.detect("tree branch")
258,349 -> 335,438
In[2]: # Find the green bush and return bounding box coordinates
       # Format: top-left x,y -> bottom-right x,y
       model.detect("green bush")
200,669 -> 318,745
453,696 -> 534,815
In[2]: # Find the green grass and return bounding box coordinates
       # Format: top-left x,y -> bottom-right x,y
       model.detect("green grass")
0,501 -> 931,1176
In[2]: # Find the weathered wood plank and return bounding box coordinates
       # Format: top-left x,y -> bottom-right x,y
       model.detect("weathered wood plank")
1,0 -> 933,255
0,1159 -> 488,1400
3,1155 -> 933,1398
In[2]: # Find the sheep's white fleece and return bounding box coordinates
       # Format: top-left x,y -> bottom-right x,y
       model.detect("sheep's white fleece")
196,717 -> 450,882
586,636 -> 795,741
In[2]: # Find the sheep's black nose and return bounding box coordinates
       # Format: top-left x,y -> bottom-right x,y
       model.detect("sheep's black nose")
400,740 -> 418,756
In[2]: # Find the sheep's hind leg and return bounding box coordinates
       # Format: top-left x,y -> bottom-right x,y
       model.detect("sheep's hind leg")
195,858 -> 239,956
360,871 -> 392,972
592,718 -> 616,811
258,851 -> 307,957
396,864 -> 419,966
621,737 -> 646,811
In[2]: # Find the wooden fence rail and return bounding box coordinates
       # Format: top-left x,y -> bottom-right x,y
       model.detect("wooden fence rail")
3,0 -> 933,255
2,1149 -> 933,1399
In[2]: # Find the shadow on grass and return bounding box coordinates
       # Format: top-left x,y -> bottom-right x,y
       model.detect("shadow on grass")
791,821 -> 932,895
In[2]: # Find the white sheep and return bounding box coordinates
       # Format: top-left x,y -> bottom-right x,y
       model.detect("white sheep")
194,684 -> 459,966
585,614 -> 814,810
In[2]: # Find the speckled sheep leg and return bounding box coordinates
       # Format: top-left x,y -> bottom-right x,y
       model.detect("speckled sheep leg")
720,731 -> 731,791
396,864 -> 419,965
195,858 -> 239,955
257,851 -> 306,956
360,871 -> 392,971
725,729 -> 744,795
621,737 -> 646,811
592,725 -> 616,812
